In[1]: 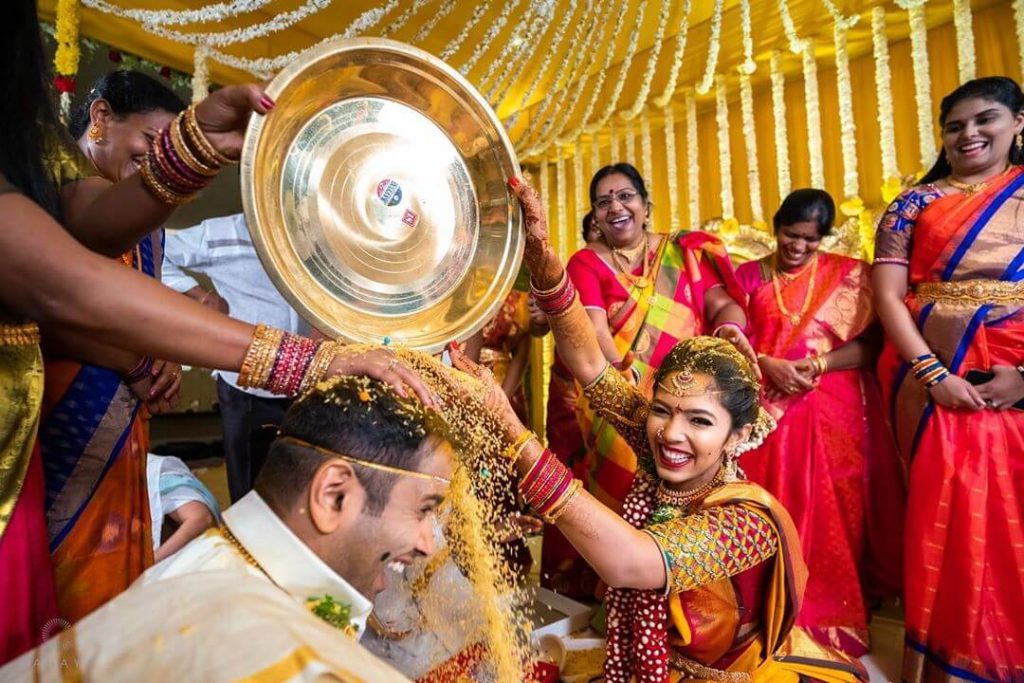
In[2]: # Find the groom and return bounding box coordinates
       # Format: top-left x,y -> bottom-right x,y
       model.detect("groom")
6,374 -> 453,682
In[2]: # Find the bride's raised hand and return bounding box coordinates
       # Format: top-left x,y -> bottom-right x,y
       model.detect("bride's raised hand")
508,176 -> 563,290
447,341 -> 528,443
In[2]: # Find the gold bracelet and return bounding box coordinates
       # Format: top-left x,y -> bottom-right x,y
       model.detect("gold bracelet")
544,479 -> 583,523
504,430 -> 535,461
183,106 -> 235,167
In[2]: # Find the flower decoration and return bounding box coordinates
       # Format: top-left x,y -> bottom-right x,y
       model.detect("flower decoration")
738,71 -> 764,224
896,0 -> 936,172
715,76 -> 735,220
664,103 -> 680,233
802,47 -> 824,189
770,51 -> 791,200
652,0 -> 692,109
686,92 -> 701,228
695,0 -> 723,95
619,0 -> 672,121
953,0 -> 976,83
306,595 -> 358,637
872,7 -> 901,200
54,0 -> 81,120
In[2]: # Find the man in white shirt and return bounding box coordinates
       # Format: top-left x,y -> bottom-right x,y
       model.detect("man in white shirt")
163,212 -> 306,501
6,375 -> 453,682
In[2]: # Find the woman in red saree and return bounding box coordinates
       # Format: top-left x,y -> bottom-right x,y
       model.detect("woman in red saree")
542,163 -> 754,597
874,77 -> 1024,682
736,190 -> 905,657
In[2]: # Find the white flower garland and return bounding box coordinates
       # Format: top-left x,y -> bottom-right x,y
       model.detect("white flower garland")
738,72 -> 763,224
84,0 -> 332,48
556,150 -> 568,262
695,0 -> 724,94
582,0 -> 649,134
640,112 -> 653,183
777,0 -> 809,53
626,118 -> 637,166
1015,0 -> 1024,81
529,0 -> 626,151
460,0 -> 524,76
739,0 -> 756,75
82,0 -> 271,27
441,0 -> 493,61
511,0 -> 593,147
686,92 -> 701,228
413,0 -> 453,43
831,14 -> 860,201
590,132 -> 602,181
770,51 -> 791,199
192,44 -> 211,104
664,103 -> 680,233
872,7 -> 900,200
802,47 -> 825,188
652,0 -> 692,108
573,136 -> 585,242
380,0 -> 435,38
715,76 -> 735,220
952,0 -> 976,83
485,1 -> 553,102
619,0 -> 672,121
611,122 -> 622,162
896,0 -> 936,172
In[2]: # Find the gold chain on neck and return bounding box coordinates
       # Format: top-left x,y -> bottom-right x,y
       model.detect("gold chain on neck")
611,232 -> 651,288
947,163 -> 1013,196
771,252 -> 818,326
655,466 -> 725,509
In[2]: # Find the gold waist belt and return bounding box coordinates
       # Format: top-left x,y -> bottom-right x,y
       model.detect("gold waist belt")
0,322 -> 40,346
915,279 -> 1024,307
670,652 -> 752,683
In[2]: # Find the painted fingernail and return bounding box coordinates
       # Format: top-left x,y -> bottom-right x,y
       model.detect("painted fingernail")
258,94 -> 275,110
508,176 -> 520,188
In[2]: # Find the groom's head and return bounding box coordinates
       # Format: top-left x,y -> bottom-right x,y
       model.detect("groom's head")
256,376 -> 452,598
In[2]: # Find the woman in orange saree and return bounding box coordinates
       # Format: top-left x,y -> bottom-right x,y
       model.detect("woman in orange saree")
736,190 -> 905,657
40,72 -> 186,623
542,163 -> 753,597
874,77 -> 1024,682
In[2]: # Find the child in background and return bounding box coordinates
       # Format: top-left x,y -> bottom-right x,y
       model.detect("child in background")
146,454 -> 222,563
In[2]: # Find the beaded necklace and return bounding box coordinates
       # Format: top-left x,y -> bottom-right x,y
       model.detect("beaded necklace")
650,467 -> 725,524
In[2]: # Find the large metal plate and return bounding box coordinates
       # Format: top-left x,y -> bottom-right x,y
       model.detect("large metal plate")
241,37 -> 522,353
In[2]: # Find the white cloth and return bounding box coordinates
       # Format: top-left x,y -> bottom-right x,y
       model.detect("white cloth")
162,213 -> 306,398
146,454 -> 221,555
3,492 -> 407,682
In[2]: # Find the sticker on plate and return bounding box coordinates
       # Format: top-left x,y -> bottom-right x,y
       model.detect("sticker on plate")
376,179 -> 403,207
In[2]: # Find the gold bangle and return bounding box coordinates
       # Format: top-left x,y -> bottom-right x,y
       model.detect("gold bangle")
299,341 -> 341,395
238,324 -> 285,389
530,269 -> 567,297
183,105 -> 235,167
544,479 -> 583,523
139,155 -> 193,205
170,116 -> 220,177
504,430 -> 535,461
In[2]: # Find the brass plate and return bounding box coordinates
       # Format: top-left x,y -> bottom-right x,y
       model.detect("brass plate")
241,37 -> 522,353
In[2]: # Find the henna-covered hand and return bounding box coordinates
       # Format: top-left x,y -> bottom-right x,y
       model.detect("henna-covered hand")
508,176 -> 565,290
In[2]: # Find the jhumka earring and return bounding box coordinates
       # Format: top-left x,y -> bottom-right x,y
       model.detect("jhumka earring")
87,124 -> 104,143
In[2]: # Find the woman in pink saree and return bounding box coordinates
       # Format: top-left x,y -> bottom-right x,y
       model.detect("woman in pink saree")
736,190 -> 904,657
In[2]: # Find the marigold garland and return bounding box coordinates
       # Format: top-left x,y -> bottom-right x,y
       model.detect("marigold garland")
896,0 -> 936,172
696,0 -> 724,95
664,103 -> 680,233
872,7 -> 902,202
686,92 -> 701,228
54,0 -> 81,119
952,0 -> 976,83
620,0 -> 672,121
770,51 -> 792,200
738,72 -> 764,225
715,77 -> 735,220
652,0 -> 692,108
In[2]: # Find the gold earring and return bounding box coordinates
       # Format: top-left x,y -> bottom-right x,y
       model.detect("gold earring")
1016,131 -> 1023,149
87,124 -> 104,143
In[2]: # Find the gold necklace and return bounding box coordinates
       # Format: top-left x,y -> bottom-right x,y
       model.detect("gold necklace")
220,524 -> 267,575
611,233 -> 651,288
947,163 -> 1013,196
772,252 -> 818,326
655,467 -> 725,509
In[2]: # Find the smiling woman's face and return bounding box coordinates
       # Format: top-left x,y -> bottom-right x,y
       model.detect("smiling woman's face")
592,172 -> 647,248
645,372 -> 736,490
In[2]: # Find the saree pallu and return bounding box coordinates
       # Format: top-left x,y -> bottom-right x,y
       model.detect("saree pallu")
875,169 -> 1024,682
39,231 -> 162,623
0,323 -> 59,665
575,232 -> 745,511
737,252 -> 904,657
